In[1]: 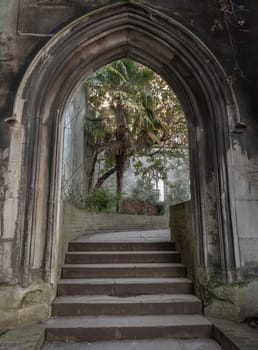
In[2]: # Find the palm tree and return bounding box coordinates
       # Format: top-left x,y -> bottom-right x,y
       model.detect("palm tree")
85,59 -> 187,211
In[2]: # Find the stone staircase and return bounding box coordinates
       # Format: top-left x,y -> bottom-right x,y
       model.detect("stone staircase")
45,233 -> 212,342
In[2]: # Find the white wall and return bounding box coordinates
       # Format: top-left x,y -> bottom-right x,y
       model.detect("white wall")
62,85 -> 86,205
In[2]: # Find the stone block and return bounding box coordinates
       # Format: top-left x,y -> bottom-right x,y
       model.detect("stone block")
0,281 -> 55,331
0,309 -> 18,333
0,0 -> 19,33
239,238 -> 258,267
233,169 -> 258,201
37,0 -> 114,7
204,279 -> 258,321
235,200 -> 258,238
232,156 -> 258,201
0,34 -> 15,62
0,241 -> 14,283
17,303 -> 50,327
169,201 -> 196,280
0,324 -> 44,350
18,4 -> 82,34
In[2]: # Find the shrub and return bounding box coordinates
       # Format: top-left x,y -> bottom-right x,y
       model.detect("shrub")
131,178 -> 160,205
155,202 -> 165,215
120,198 -> 158,215
125,178 -> 165,215
166,178 -> 190,205
84,188 -> 119,213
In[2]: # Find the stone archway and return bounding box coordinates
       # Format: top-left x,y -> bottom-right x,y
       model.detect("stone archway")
6,2 -> 241,287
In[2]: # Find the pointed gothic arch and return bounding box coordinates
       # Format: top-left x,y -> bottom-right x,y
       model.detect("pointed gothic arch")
6,2 -> 241,286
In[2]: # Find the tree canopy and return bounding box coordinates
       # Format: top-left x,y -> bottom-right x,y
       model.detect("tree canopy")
84,58 -> 188,210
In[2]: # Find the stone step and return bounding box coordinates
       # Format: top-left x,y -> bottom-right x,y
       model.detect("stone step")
65,251 -> 180,264
48,232 -> 211,345
52,294 -> 202,316
57,277 -> 193,296
62,263 -> 185,279
68,241 -> 176,252
42,339 -> 224,350
45,315 -> 213,342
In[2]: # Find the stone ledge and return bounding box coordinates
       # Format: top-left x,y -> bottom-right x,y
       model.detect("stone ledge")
0,324 -> 44,350
212,318 -> 258,350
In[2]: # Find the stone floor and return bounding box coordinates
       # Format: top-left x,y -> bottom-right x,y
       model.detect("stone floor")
212,318 -> 258,350
42,338 -> 223,350
0,324 -> 44,350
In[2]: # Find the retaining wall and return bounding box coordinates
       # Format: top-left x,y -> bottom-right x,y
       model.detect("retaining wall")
63,202 -> 169,242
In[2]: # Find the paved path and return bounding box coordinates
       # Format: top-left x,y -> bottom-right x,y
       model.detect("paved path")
74,229 -> 171,242
43,338 -> 223,350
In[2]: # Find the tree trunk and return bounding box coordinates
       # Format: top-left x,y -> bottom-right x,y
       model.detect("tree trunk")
94,166 -> 117,190
85,151 -> 98,193
116,153 -> 126,213
115,104 -> 126,212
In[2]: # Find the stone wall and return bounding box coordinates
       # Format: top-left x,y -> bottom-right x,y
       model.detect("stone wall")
0,281 -> 54,333
0,0 -> 258,329
1,0 -> 257,280
170,202 -> 258,321
0,0 -> 255,280
62,85 -> 87,204
63,202 -> 169,241
170,201 -> 196,282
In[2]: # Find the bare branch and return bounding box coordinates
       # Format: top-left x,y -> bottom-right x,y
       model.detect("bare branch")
94,166 -> 118,190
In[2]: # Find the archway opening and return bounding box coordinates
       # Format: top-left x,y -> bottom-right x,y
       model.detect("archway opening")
61,58 -> 190,226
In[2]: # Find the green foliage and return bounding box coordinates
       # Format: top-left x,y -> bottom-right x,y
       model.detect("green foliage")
200,274 -> 250,308
133,146 -> 187,184
84,58 -> 188,197
130,178 -> 165,215
62,186 -> 85,209
200,275 -> 224,307
131,178 -> 159,205
155,202 -> 166,215
166,177 -> 190,205
84,188 -> 119,213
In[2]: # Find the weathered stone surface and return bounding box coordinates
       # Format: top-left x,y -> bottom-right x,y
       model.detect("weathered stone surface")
63,202 -> 169,241
203,279 -> 258,322
44,230 -> 212,343
0,0 -> 258,329
212,317 -> 258,350
0,1 -> 19,34
0,242 -> 14,282
170,202 -> 197,281
42,339 -> 223,350
0,1 -> 19,118
0,281 -> 54,332
0,324 -> 44,350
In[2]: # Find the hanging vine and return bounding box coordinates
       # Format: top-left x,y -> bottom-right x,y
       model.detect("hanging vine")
212,0 -> 248,82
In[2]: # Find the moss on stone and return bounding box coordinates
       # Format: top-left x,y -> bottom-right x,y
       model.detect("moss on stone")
19,289 -> 44,308
231,280 -> 250,289
201,276 -> 258,321
199,274 -> 225,307
0,281 -> 55,331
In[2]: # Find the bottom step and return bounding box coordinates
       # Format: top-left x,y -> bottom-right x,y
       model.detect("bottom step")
45,315 -> 213,342
42,338 -> 223,350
